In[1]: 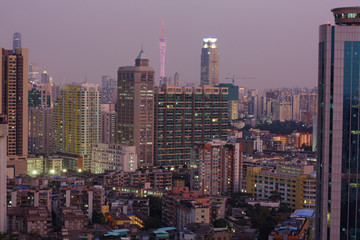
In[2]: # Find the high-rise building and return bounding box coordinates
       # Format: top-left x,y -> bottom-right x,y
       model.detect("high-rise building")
173,72 -> 180,86
41,70 -> 50,84
291,94 -> 300,121
316,7 -> 360,239
100,104 -> 116,144
116,50 -> 154,167
12,32 -> 21,52
28,63 -> 40,84
154,84 -> 229,166
53,83 -> 100,171
0,115 -> 8,232
28,107 -> 53,155
159,20 -> 166,80
0,48 -> 28,177
191,139 -> 241,195
200,38 -> 219,86
101,75 -> 117,104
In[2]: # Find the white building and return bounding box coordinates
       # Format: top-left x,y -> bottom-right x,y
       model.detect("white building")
91,143 -> 137,174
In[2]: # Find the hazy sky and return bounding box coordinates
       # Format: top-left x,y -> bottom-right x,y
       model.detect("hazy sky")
1,0 -> 359,89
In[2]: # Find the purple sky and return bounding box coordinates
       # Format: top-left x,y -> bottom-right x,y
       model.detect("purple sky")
1,0 -> 358,89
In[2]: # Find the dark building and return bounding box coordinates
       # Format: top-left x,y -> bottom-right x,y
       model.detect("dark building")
116,50 -> 154,167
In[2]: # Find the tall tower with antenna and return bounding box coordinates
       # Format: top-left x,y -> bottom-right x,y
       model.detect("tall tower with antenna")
159,20 -> 166,81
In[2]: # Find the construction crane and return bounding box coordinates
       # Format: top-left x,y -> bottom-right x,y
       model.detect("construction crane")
225,75 -> 256,85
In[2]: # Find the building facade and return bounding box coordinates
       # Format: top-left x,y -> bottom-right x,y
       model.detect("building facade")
316,7 -> 360,239
53,83 -> 100,171
1,48 -> 28,176
101,75 -> 117,104
200,38 -> 219,86
154,84 -> 229,166
91,143 -> 137,174
116,50 -> 154,167
191,139 -> 241,195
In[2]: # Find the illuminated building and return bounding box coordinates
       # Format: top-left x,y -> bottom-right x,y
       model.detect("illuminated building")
53,83 -> 100,171
246,166 -> 316,210
1,48 -> 28,176
116,50 -> 154,167
154,84 -> 228,166
316,7 -> 360,239
201,37 -> 219,86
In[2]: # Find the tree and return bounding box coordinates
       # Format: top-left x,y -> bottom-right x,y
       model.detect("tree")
269,191 -> 281,202
213,218 -> 228,228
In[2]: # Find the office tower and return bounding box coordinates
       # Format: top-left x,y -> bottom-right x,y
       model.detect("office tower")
200,38 -> 219,86
12,32 -> 21,52
28,63 -> 40,84
101,75 -> 117,104
53,83 -> 100,171
159,20 -> 166,80
316,7 -> 360,239
0,115 -> 7,232
192,139 -> 241,195
0,48 -> 28,177
116,50 -> 154,167
154,84 -> 229,166
100,104 -> 116,144
41,70 -> 50,84
218,83 -> 239,120
173,72 -> 180,86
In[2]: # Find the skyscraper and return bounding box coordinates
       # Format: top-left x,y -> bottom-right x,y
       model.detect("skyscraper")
12,32 -> 22,52
53,83 -> 100,171
116,50 -> 154,167
0,48 -> 28,177
200,38 -> 219,86
41,70 -> 50,84
316,7 -> 360,239
159,20 -> 166,81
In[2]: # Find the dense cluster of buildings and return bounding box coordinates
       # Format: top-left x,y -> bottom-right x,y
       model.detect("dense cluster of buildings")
5,5 -> 360,239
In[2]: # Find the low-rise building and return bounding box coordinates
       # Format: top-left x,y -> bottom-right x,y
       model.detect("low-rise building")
91,143 -> 137,174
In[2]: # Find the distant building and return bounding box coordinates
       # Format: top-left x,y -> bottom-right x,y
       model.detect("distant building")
41,70 -> 50,84
174,72 -> 180,86
116,50 -> 154,167
28,63 -> 40,84
12,32 -> 22,51
101,75 -> 117,104
201,38 -> 219,86
100,104 -> 116,144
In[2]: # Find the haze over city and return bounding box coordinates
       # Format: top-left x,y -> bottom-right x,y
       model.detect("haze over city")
0,0 -> 357,89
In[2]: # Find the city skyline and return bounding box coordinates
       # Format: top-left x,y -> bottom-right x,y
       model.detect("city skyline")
1,0 -> 357,89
